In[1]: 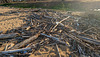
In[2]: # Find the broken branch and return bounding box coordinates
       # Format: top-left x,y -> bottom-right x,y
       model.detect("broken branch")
40,33 -> 70,47
0,33 -> 19,39
0,47 -> 31,54
11,33 -> 40,49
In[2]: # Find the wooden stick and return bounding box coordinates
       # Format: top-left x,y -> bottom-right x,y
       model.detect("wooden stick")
51,16 -> 70,32
0,33 -> 19,39
31,9 -> 40,12
78,45 -> 85,54
65,32 -> 95,50
43,15 -> 53,19
5,44 -> 8,51
56,44 -> 61,57
26,26 -> 31,30
40,33 -> 70,46
77,36 -> 100,45
31,19 -> 33,26
11,33 -> 40,49
82,27 -> 95,33
0,47 -> 31,54
22,36 -> 30,38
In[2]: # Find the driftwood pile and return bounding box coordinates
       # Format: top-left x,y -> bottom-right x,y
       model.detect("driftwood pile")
0,9 -> 100,57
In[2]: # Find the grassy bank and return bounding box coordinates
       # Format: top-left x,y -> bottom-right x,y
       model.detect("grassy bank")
1,1 -> 100,11
0,2 -> 85,11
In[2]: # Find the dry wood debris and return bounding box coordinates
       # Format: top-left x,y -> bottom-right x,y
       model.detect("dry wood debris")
0,9 -> 100,57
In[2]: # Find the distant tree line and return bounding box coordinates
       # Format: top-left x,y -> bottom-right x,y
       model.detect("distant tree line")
0,0 -> 38,3
0,0 -> 65,3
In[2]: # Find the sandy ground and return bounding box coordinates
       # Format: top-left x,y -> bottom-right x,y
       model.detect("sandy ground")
0,7 -> 26,33
0,6 -> 100,57
0,6 -> 72,57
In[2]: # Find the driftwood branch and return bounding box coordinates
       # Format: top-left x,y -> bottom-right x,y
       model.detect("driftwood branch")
0,47 -> 31,54
0,33 -> 19,39
51,16 -> 70,32
55,44 -> 61,57
65,32 -> 95,50
40,33 -> 70,47
77,36 -> 100,45
11,33 -> 40,49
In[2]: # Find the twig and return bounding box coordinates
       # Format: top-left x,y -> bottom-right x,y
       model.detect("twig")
26,26 -> 31,30
5,44 -> 8,51
31,9 -> 40,12
82,27 -> 95,33
22,36 -> 30,38
78,45 -> 85,54
7,43 -> 15,50
55,44 -> 61,57
31,19 -> 33,26
44,15 -> 53,19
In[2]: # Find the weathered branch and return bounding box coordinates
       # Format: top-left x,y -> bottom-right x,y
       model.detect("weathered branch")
0,47 -> 31,54
0,33 -> 19,39
55,44 -> 61,57
11,33 -> 40,49
77,36 -> 100,45
51,16 -> 70,32
40,33 -> 70,47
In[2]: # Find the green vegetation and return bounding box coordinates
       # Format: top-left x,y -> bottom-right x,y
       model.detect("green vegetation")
0,2 -> 86,11
0,3 -> 12,6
